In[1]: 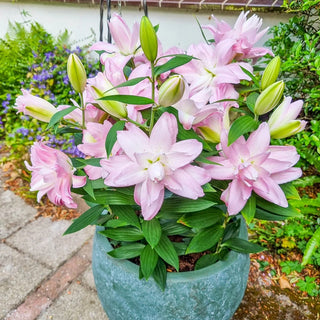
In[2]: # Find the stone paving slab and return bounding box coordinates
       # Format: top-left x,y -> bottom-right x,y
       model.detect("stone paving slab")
0,189 -> 37,239
37,281 -> 109,320
0,243 -> 51,319
5,242 -> 92,320
6,216 -> 95,268
80,265 -> 96,291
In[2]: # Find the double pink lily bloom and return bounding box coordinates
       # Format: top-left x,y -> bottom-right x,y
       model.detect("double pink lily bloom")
101,113 -> 211,220
205,123 -> 302,215
25,142 -> 86,208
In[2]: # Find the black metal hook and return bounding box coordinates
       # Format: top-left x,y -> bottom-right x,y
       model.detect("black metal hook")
143,0 -> 148,17
106,0 -> 112,44
99,0 -> 104,41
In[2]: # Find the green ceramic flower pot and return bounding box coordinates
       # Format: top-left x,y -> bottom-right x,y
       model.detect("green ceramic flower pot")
92,221 -> 249,320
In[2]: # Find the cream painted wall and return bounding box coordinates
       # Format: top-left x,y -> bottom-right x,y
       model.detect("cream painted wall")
0,2 -> 289,50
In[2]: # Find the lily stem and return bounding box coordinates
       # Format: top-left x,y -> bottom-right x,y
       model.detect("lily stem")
149,61 -> 156,132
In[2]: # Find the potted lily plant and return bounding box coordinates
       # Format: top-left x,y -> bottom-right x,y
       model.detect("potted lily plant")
16,11 -> 306,320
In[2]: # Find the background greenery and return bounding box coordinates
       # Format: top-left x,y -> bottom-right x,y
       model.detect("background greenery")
0,18 -> 98,160
250,0 -> 320,297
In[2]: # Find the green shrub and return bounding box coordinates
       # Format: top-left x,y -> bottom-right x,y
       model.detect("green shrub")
264,0 -> 320,170
0,20 -> 98,160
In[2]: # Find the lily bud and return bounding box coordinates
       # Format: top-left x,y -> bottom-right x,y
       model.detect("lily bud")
254,80 -> 284,115
67,54 -> 87,93
158,75 -> 186,107
261,56 -> 281,90
195,109 -> 230,144
15,89 -> 57,123
88,72 -> 127,119
268,96 -> 306,139
139,16 -> 158,62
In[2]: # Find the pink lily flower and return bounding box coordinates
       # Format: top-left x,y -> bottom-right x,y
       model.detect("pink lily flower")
203,11 -> 273,61
194,106 -> 231,143
100,112 -> 211,220
204,123 -> 302,215
77,120 -> 119,158
15,89 -> 57,123
108,13 -> 139,56
268,96 -> 307,139
25,142 -> 86,208
90,13 -> 139,59
177,42 -> 252,96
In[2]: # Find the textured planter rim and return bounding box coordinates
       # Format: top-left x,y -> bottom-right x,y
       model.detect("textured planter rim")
95,217 -> 248,283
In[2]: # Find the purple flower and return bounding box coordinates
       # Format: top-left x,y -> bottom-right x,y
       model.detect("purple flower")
16,127 -> 29,136
63,75 -> 69,85
2,101 -> 9,108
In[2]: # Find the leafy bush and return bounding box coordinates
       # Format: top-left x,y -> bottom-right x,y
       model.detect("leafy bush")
264,0 -> 320,170
0,19 -> 98,160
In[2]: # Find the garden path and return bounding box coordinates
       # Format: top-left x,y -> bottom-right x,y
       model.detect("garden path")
0,166 -> 318,320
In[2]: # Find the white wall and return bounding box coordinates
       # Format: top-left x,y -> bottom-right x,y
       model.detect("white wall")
0,2 -> 289,50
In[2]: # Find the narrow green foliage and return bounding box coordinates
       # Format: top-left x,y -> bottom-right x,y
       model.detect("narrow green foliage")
241,195 -> 256,224
256,197 -> 301,218
142,218 -> 162,248
140,245 -> 159,280
161,197 -> 216,213
105,121 -> 125,158
186,225 -> 224,254
228,116 -> 259,146
195,253 -> 220,270
48,106 -> 77,129
110,205 -> 141,230
106,77 -> 149,92
154,234 -> 179,271
161,221 -> 191,236
64,205 -> 105,235
222,238 -> 265,254
152,259 -> 167,291
302,227 -> 320,266
108,243 -> 145,259
154,55 -> 194,77
246,92 -> 259,113
101,226 -> 144,242
178,208 -> 224,229
99,94 -> 154,105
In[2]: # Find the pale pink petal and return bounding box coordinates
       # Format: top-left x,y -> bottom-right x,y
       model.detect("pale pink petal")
271,167 -> 302,184
101,156 -> 146,187
260,158 -> 296,174
150,113 -> 177,152
205,157 -> 237,180
166,139 -> 203,170
117,124 -> 149,161
246,122 -> 270,156
164,165 -> 210,199
84,165 -> 103,180
253,176 -> 288,207
268,146 -> 300,166
137,180 -> 164,220
72,175 -> 86,188
221,179 -> 252,215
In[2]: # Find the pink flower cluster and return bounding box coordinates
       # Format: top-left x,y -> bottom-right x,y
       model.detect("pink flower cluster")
25,142 -> 86,208
17,12 -> 303,218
